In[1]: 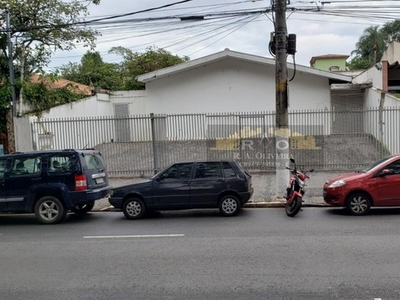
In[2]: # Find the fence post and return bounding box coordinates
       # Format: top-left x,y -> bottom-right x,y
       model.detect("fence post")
150,113 -> 158,174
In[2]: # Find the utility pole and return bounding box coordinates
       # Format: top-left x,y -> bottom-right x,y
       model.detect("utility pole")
273,0 -> 289,198
275,0 -> 288,128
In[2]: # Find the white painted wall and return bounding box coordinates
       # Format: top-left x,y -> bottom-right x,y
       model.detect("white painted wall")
288,71 -> 331,110
39,94 -> 112,118
362,88 -> 400,154
110,90 -> 147,115
18,91 -> 147,151
144,59 -> 331,114
31,91 -> 147,120
14,117 -> 33,151
352,67 -> 382,90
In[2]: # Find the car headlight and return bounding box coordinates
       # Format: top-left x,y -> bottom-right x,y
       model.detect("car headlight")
328,180 -> 346,188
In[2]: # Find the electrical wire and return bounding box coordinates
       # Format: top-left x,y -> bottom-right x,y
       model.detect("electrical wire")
45,0 -> 400,68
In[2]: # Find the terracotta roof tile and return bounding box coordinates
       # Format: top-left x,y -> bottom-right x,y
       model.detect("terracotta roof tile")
30,74 -> 102,96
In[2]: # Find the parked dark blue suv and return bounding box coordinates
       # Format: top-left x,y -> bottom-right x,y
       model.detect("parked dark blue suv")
0,149 -> 112,224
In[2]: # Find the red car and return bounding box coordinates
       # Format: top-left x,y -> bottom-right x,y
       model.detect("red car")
323,154 -> 400,215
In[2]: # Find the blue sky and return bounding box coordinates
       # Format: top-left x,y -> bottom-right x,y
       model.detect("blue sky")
47,0 -> 397,71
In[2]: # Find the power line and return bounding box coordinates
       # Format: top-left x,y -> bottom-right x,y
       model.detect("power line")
45,0 -> 400,69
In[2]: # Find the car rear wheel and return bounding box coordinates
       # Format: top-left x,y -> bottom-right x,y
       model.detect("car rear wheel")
34,196 -> 67,224
71,201 -> 95,214
346,192 -> 371,215
123,197 -> 146,220
219,195 -> 241,216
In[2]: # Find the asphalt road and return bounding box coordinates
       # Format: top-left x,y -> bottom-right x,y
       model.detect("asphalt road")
1,207 -> 400,300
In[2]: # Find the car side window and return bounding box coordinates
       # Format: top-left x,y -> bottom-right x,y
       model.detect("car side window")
222,162 -> 237,178
385,160 -> 400,174
49,155 -> 72,173
0,158 -> 7,178
11,157 -> 41,176
160,163 -> 193,180
195,162 -> 222,178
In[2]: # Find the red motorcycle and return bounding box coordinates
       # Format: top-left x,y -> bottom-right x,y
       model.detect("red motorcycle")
285,158 -> 314,217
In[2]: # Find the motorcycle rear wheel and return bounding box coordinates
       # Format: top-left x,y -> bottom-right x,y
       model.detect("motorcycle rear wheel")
285,196 -> 302,217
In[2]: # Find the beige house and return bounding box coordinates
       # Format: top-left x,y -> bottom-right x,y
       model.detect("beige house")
309,54 -> 349,72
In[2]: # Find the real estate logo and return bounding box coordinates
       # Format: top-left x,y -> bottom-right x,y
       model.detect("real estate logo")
208,125 -> 321,168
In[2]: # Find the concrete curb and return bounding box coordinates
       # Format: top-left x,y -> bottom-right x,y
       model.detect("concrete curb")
244,202 -> 330,208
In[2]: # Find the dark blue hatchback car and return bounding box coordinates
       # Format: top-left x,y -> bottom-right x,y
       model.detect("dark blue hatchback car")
109,160 -> 253,219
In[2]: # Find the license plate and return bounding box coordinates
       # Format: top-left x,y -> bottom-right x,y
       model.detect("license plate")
95,177 -> 104,184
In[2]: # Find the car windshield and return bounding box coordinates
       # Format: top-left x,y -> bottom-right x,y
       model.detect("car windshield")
360,155 -> 393,173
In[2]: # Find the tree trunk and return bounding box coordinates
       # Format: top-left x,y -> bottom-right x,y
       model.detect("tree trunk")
6,108 -> 15,154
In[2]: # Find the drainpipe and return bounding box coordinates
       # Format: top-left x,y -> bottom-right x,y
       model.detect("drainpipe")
378,91 -> 385,145
150,113 -> 158,174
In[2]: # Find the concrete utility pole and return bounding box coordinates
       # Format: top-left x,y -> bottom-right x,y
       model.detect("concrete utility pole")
273,0 -> 290,198
275,0 -> 288,128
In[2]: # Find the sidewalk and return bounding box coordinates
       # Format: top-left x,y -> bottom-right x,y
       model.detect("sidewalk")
245,196 -> 328,208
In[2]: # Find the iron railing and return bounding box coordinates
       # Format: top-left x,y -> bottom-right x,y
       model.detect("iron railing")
31,108 -> 400,175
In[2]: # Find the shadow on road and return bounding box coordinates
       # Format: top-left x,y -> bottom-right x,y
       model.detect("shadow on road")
324,207 -> 400,217
0,212 -> 100,226
111,207 -> 254,221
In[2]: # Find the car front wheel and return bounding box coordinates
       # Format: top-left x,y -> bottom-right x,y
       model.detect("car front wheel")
123,197 -> 146,220
346,192 -> 371,215
34,196 -> 67,224
219,195 -> 241,216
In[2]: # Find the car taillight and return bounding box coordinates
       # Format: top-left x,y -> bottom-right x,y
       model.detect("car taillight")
75,174 -> 87,191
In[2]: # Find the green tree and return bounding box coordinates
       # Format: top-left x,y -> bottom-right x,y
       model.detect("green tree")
109,46 -> 189,90
0,0 -> 100,73
22,80 -> 86,115
59,51 -> 123,91
350,25 -> 385,68
0,0 -> 100,115
346,57 -> 372,71
348,20 -> 400,70
381,20 -> 400,46
0,0 -> 101,151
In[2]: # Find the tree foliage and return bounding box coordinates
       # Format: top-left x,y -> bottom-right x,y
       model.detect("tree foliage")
0,0 -> 101,129
59,47 -> 189,91
349,20 -> 400,70
59,51 -> 124,91
0,0 -> 100,72
109,46 -> 189,90
346,57 -> 373,71
23,81 -> 86,115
